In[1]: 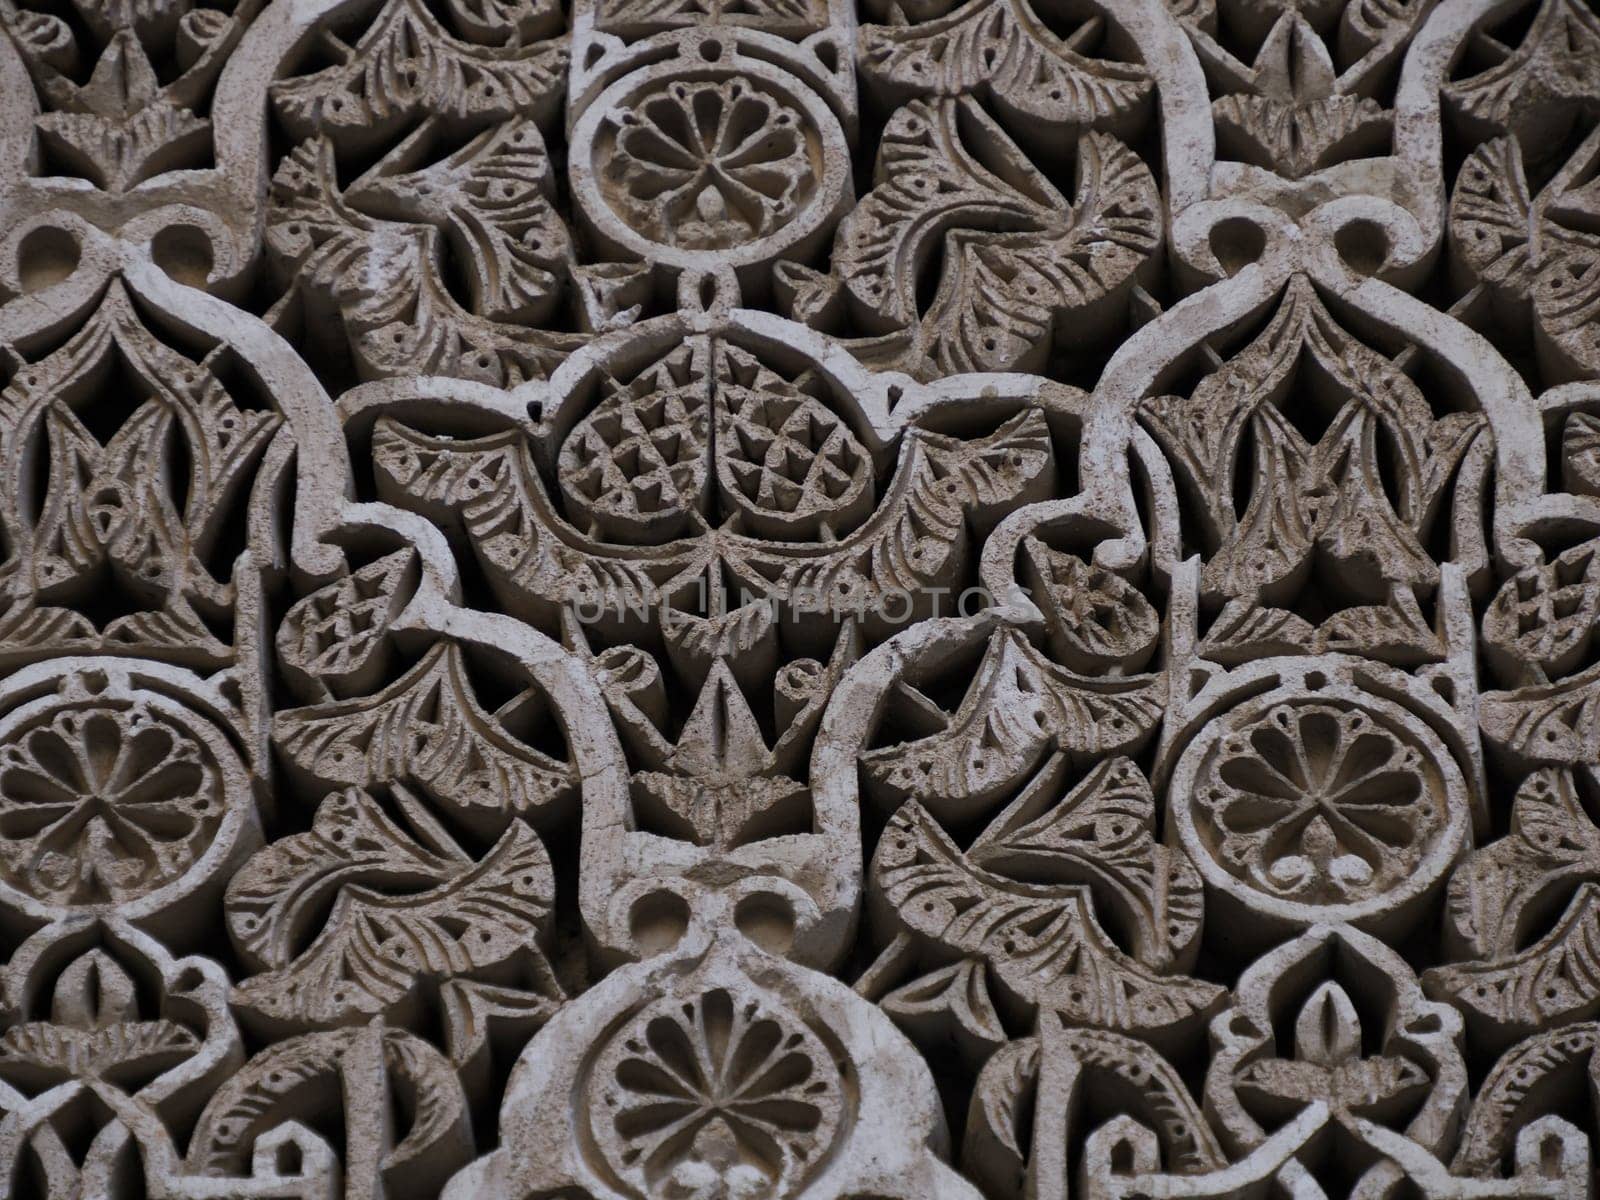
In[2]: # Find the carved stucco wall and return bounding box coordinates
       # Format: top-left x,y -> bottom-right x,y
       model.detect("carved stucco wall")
0,0 -> 1597,1196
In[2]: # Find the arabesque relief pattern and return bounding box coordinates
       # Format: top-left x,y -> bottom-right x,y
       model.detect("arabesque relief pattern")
0,0 -> 1597,1197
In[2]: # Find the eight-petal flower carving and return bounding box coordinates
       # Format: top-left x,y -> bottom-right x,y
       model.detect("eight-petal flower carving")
1198,702 -> 1437,904
603,76 -> 812,250
0,704 -> 223,906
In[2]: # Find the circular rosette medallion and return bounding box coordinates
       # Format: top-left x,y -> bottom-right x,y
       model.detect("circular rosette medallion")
571,39 -> 850,271
587,985 -> 845,1198
0,664 -> 255,929
1170,684 -> 1469,931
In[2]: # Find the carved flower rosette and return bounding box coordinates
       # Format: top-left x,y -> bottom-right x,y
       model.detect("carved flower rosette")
1165,659 -> 1474,939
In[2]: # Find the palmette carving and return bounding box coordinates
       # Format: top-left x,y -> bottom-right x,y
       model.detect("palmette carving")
1204,925 -> 1468,1197
270,0 -> 567,140
855,593 -> 1221,1053
0,284 -> 279,667
1451,130 -> 1600,382
370,337 -> 1054,641
1139,276 -> 1484,649
274,640 -> 577,830
1425,768 -> 1600,1042
871,791 -> 1222,1040
1443,0 -> 1600,156
808,98 -> 1160,378
267,120 -> 577,386
856,0 -> 1152,138
861,624 -> 1163,809
225,786 -> 562,1065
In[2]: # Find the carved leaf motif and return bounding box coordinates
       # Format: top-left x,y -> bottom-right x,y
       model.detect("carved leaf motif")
1483,540 -> 1600,684
592,0 -> 827,35
1481,661 -> 1600,768
1307,397 -> 1466,601
1563,412 -> 1600,495
277,550 -> 419,699
917,408 -> 1056,515
374,407 -> 706,625
270,0 -> 568,143
371,418 -> 526,530
1425,770 -> 1600,1034
967,1037 -> 1038,1173
872,800 -> 1224,1032
0,284 -> 278,665
1198,600 -> 1318,664
1443,0 -> 1600,148
1450,133 -> 1600,378
1141,342 -> 1315,603
625,656 -> 813,848
861,628 -> 1163,820
347,119 -> 572,325
1140,279 -> 1482,607
1021,538 -> 1159,674
268,129 -> 576,386
1453,769 -> 1600,956
273,642 -> 577,827
227,788 -> 559,1051
1451,137 -> 1537,295
1207,12 -> 1393,179
0,1014 -> 199,1084
880,958 -> 1007,1061
830,99 -> 1159,378
858,0 -> 1152,136
1315,594 -> 1445,666
1425,884 -> 1600,1036
968,756 -> 1205,969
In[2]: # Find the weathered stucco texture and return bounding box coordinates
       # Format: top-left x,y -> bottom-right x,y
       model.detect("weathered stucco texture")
0,0 -> 1598,1196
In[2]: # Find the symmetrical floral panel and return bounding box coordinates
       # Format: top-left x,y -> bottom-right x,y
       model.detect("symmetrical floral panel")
1,0 -> 1600,1196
